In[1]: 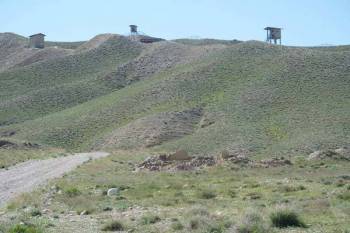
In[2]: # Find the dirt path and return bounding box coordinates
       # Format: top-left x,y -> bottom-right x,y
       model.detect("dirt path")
0,152 -> 109,207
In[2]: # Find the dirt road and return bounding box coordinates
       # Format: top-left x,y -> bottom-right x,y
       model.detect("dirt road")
0,152 -> 109,207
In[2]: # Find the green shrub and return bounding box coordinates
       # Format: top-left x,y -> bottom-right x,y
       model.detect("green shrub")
8,224 -> 42,233
189,218 -> 199,230
141,215 -> 161,225
64,187 -> 81,197
270,210 -> 306,228
101,220 -> 124,231
228,190 -> 236,198
337,191 -> 350,201
102,206 -> 113,211
198,190 -> 217,199
281,185 -> 306,192
335,179 -> 346,187
30,208 -> 42,217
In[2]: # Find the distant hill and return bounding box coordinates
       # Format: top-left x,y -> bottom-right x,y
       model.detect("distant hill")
0,33 -> 84,71
173,38 -> 241,46
0,33 -> 349,157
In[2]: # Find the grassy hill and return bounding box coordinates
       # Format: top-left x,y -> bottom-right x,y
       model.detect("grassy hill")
0,34 -> 143,125
0,33 -> 350,233
0,36 -> 349,156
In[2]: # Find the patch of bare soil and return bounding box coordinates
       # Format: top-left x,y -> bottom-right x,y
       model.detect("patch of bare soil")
102,108 -> 203,149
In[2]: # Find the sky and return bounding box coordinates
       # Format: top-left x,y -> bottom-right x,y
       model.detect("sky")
1,0 -> 349,46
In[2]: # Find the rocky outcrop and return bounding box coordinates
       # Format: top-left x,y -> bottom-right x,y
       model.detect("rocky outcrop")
136,150 -> 292,172
308,148 -> 350,160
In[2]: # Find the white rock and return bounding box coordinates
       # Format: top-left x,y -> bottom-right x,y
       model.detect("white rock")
42,209 -> 50,214
308,151 -> 322,160
107,188 -> 119,196
335,147 -> 350,156
80,210 -> 88,215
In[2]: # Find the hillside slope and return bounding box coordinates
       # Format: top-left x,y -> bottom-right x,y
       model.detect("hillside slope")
0,33 -> 79,71
0,34 -> 143,125
0,36 -> 349,157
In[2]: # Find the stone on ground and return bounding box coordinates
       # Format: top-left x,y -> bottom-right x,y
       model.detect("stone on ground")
107,188 -> 120,197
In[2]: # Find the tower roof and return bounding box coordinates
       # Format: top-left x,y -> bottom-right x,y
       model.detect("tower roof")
29,33 -> 46,37
264,27 -> 282,30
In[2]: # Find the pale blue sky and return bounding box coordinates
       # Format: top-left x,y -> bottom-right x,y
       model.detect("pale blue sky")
1,0 -> 349,46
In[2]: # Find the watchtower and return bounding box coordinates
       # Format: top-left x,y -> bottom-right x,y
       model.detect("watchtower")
29,33 -> 46,49
264,27 -> 282,45
129,25 -> 138,35
128,25 -> 165,43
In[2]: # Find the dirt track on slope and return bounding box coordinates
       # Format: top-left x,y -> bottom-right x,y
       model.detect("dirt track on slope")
0,152 -> 109,207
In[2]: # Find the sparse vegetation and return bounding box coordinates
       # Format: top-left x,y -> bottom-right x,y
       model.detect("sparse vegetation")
238,212 -> 270,233
0,36 -> 348,156
2,151 -> 350,232
8,224 -> 42,233
0,33 -> 349,233
64,187 -> 81,197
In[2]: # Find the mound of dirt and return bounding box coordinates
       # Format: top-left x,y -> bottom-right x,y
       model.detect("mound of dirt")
137,152 -> 216,172
76,34 -> 124,53
137,151 -> 292,172
102,108 -> 203,149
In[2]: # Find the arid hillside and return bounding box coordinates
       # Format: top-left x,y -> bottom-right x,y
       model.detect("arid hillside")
0,33 -> 349,157
0,33 -> 350,233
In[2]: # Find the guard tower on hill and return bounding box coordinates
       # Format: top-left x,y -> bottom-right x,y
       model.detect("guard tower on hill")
128,25 -> 164,44
129,25 -> 138,35
29,33 -> 46,49
264,27 -> 282,45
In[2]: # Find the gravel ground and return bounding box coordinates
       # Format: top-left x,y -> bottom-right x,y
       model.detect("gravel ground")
0,152 -> 109,207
